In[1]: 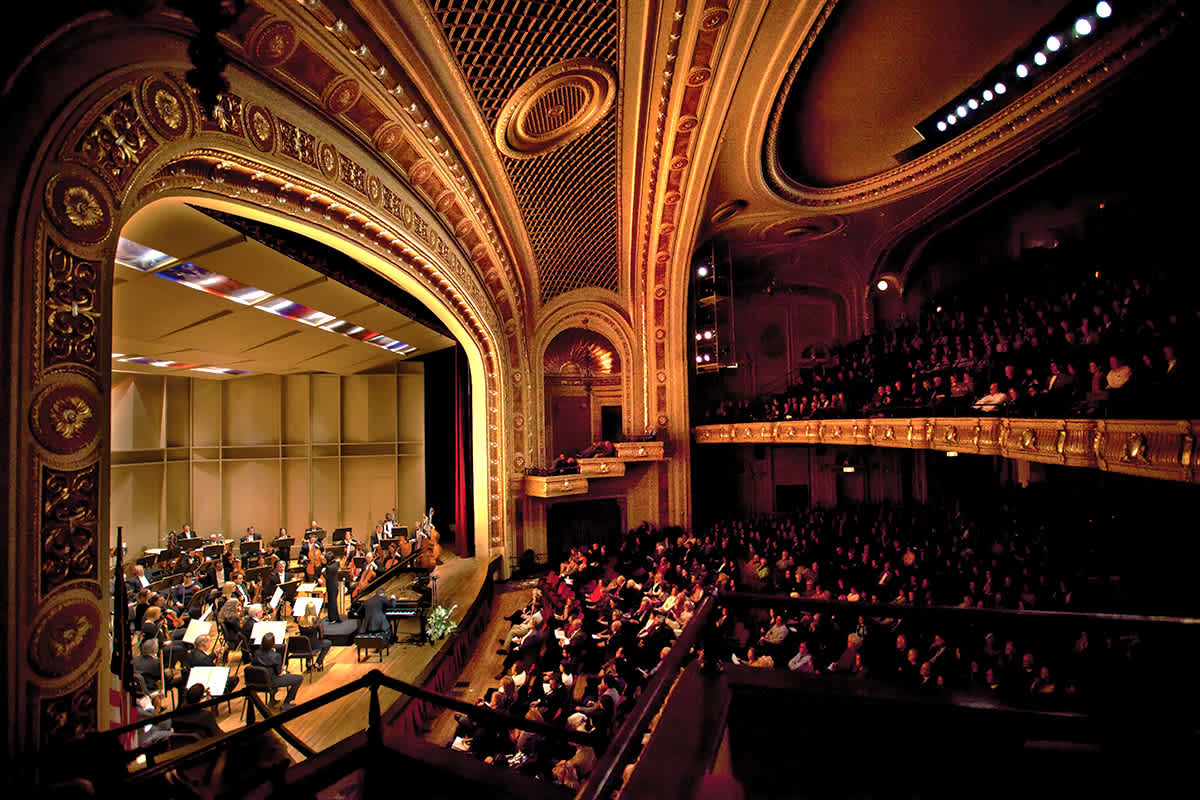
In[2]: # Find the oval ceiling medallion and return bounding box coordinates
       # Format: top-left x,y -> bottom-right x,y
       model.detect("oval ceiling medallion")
762,215 -> 845,242
495,58 -> 616,159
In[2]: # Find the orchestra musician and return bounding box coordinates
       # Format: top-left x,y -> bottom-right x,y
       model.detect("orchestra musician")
352,553 -> 378,601
299,532 -> 322,563
242,525 -> 262,542
382,512 -> 395,536
186,633 -> 239,694
322,547 -> 342,623
370,523 -> 385,551
179,523 -> 197,540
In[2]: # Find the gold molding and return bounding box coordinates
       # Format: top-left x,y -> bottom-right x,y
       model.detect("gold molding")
695,417 -> 1200,484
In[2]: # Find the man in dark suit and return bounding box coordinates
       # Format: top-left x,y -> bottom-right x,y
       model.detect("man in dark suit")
252,632 -> 301,708
496,620 -> 546,678
187,634 -> 240,694
322,555 -> 342,623
262,559 -> 287,602
172,683 -> 222,739
132,639 -> 163,694
358,589 -> 397,643
242,525 -> 261,542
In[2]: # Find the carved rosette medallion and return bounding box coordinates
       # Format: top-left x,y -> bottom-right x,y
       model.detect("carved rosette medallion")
244,105 -> 276,152
30,378 -> 101,456
318,142 -> 339,178
29,588 -> 102,681
44,173 -> 112,245
42,242 -> 100,370
140,76 -> 189,140
41,463 -> 100,594
373,122 -> 403,154
324,77 -> 361,115
250,19 -> 298,67
702,6 -> 730,29
657,415 -> 668,427
678,115 -> 699,132
367,175 -> 382,205
687,67 -> 712,86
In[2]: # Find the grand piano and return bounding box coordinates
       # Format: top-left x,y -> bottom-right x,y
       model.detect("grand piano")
348,548 -> 434,642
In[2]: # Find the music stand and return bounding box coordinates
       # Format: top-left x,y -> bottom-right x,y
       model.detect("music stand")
202,544 -> 224,560
353,556 -> 366,570
305,527 -> 326,542
239,540 -> 262,557
332,527 -> 351,544
325,544 -> 346,560
394,525 -> 409,540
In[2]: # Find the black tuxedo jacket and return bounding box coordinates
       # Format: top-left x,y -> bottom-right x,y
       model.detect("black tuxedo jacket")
358,592 -> 396,636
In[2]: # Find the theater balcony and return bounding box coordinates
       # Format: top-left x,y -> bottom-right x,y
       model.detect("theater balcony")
695,417 -> 1200,484
524,442 -> 665,499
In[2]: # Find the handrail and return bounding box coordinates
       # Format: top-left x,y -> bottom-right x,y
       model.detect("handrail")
577,594 -> 716,800
122,664 -> 603,787
717,591 -> 1200,630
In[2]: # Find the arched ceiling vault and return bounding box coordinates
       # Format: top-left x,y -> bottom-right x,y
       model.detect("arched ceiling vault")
215,0 -> 1188,376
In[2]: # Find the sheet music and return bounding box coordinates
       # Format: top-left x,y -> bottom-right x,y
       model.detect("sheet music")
251,620 -> 287,645
200,605 -> 212,622
182,619 -> 215,644
292,597 -> 324,617
187,666 -> 230,696
269,587 -> 283,609
297,583 -> 318,593
215,567 -> 225,588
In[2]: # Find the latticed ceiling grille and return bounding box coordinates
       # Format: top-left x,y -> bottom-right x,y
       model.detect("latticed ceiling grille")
428,0 -> 620,303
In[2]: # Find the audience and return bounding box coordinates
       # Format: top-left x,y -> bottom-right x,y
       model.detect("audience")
706,263 -> 1196,422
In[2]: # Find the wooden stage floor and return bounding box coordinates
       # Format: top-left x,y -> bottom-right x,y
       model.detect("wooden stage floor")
216,549 -> 494,756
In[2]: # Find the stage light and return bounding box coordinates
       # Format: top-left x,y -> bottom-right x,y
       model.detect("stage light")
1016,63 -> 1029,79
703,354 -> 712,362
1046,35 -> 1061,52
696,265 -> 709,278
1034,52 -> 1047,66
695,333 -> 702,341
703,330 -> 713,340
968,98 -> 979,110
936,306 -> 943,313
937,121 -> 947,132
696,356 -> 703,364
995,82 -> 1007,95
946,451 -> 959,458
1096,2 -> 1112,19
1075,18 -> 1093,36
983,89 -> 994,102
956,105 -> 967,119
947,114 -> 957,126
842,465 -> 856,474
877,279 -> 889,292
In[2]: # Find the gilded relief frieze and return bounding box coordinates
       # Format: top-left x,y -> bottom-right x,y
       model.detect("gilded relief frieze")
41,239 -> 101,372
38,677 -> 97,750
76,93 -> 155,193
40,463 -> 100,596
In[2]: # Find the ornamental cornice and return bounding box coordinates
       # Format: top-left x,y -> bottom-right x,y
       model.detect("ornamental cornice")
762,0 -> 1184,212
225,0 -> 529,354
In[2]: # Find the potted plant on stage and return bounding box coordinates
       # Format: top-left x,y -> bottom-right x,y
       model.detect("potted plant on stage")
427,604 -> 458,642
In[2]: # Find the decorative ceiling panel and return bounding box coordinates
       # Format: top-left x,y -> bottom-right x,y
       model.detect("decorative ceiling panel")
428,0 -> 620,303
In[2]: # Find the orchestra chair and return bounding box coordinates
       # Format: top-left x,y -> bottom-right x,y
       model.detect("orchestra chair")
241,666 -> 274,721
285,636 -> 315,682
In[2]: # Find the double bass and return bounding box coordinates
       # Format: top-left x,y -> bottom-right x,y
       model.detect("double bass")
417,507 -> 441,568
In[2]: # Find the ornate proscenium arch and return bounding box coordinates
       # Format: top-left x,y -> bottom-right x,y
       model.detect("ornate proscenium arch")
2,33 -> 519,757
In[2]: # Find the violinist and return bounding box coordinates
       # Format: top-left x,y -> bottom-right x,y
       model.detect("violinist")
262,557 -> 287,601
186,634 -> 239,694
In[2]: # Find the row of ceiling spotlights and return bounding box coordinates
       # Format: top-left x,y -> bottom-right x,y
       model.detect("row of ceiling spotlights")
935,2 -> 1112,134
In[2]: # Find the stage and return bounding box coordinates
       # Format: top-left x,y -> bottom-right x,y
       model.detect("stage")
216,549 -> 496,756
